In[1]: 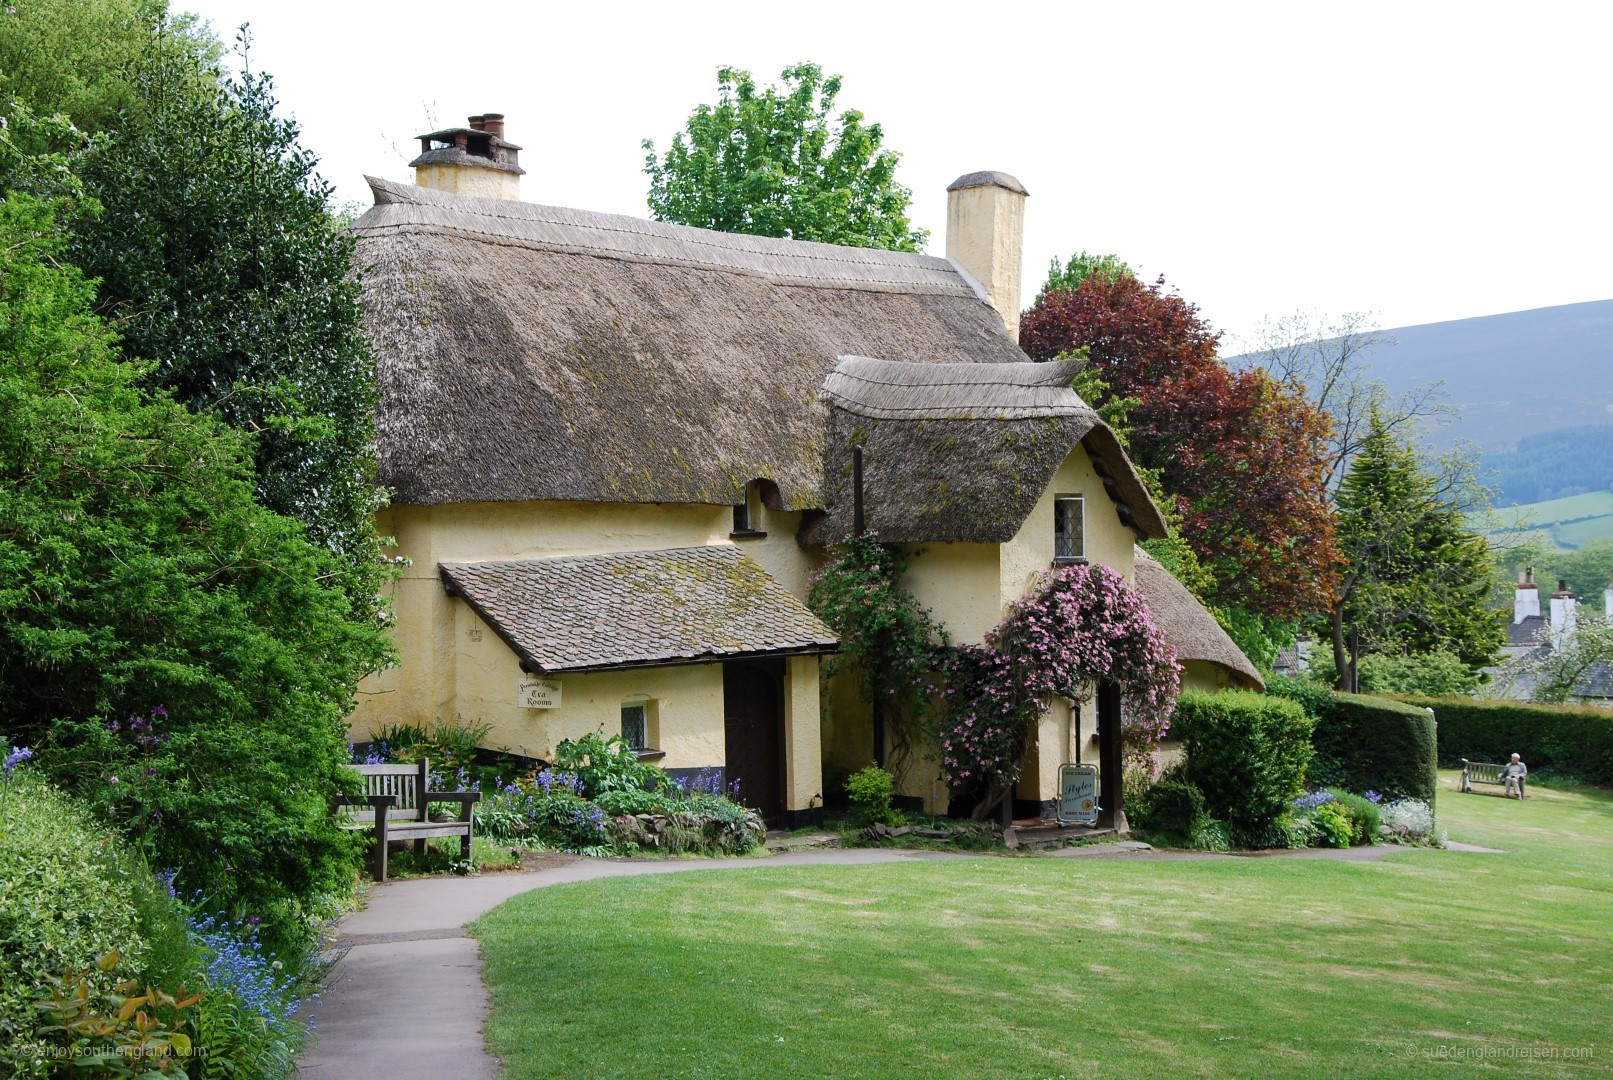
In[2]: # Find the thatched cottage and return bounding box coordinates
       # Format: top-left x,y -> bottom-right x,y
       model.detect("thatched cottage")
349,114 -> 1257,824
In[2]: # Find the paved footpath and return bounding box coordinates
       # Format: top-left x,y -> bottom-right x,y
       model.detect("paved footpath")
294,840 -> 1437,1079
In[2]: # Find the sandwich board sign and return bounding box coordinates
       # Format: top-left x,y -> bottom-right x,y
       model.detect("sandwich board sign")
1057,763 -> 1100,826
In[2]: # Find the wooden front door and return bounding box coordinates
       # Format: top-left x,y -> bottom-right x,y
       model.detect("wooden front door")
723,660 -> 785,823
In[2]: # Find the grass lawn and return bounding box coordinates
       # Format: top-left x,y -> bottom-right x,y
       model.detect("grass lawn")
473,774 -> 1613,1078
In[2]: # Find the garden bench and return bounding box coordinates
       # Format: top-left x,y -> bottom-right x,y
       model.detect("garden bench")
337,759 -> 480,881
1461,759 -> 1525,799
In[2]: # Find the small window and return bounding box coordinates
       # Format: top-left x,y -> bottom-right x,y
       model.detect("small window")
621,704 -> 648,750
1054,496 -> 1085,562
730,481 -> 766,538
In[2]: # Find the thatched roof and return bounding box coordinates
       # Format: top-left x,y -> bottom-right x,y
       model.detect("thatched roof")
439,546 -> 837,675
353,179 -> 1166,547
1132,547 -> 1264,689
352,178 -> 1024,510
803,356 -> 1167,544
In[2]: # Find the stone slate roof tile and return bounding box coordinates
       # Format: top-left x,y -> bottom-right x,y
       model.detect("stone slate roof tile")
439,546 -> 837,674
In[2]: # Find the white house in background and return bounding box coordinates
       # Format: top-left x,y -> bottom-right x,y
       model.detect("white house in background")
1499,570 -> 1613,704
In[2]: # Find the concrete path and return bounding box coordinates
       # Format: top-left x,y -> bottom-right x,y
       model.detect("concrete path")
294,839 -> 1441,1078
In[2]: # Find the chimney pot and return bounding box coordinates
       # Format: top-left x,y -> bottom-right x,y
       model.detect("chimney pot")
411,113 -> 524,201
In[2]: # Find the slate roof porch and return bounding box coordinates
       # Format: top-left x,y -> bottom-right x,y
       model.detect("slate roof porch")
438,545 -> 839,676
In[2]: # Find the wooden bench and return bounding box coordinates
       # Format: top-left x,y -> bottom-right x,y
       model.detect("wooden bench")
337,759 -> 481,881
1461,758 -> 1525,799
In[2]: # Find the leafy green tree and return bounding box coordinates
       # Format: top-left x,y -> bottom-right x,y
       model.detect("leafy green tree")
644,62 -> 927,251
0,0 -> 216,134
1305,647 -> 1482,696
67,34 -> 386,611
1331,413 -> 1502,690
0,123 -> 389,955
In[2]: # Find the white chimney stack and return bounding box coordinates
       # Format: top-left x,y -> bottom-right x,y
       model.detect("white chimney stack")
1549,578 -> 1578,646
1513,567 -> 1540,624
1604,579 -> 1612,624
945,171 -> 1028,341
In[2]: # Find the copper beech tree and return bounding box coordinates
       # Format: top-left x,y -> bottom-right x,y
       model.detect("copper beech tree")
1021,267 -> 1341,621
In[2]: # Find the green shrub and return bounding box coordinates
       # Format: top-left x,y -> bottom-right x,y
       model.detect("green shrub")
1308,801 -> 1355,847
845,765 -> 901,827
552,730 -> 663,798
1392,695 -> 1613,787
532,791 -> 610,851
1330,791 -> 1382,842
0,774 -> 153,1076
1173,689 -> 1313,849
595,788 -> 675,817
1136,779 -> 1207,840
1268,677 -> 1438,804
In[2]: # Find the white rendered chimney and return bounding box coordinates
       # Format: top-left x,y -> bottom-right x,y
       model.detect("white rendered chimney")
1605,580 -> 1612,624
1549,578 -> 1578,645
1514,567 -> 1540,624
946,171 -> 1028,341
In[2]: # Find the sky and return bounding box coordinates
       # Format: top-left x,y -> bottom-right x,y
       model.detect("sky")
176,0 -> 1613,351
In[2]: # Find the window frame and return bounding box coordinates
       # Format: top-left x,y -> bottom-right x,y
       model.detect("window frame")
619,700 -> 663,760
730,481 -> 767,539
1053,495 -> 1086,565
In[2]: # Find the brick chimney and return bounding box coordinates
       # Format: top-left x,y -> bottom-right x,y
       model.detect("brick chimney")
946,171 -> 1028,341
1513,567 -> 1540,624
411,113 -> 524,201
1549,578 -> 1578,645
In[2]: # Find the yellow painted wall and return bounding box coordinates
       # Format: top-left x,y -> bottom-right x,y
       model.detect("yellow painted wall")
1000,444 -> 1137,606
356,497 -> 827,811
1181,659 -> 1232,694
899,541 -> 1002,646
783,655 -> 824,810
415,163 -> 521,201
356,500 -> 735,736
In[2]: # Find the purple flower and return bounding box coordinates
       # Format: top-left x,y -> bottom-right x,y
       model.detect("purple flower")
3,745 -> 32,776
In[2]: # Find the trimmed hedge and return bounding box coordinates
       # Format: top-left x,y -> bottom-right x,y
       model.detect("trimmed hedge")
1392,695 -> 1613,787
1174,689 -> 1313,848
1267,677 -> 1437,804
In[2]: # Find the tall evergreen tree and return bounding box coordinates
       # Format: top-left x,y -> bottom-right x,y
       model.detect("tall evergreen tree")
1331,413 -> 1501,689
68,33 -> 386,613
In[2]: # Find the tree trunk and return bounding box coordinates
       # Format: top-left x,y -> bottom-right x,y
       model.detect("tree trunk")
1331,606 -> 1356,692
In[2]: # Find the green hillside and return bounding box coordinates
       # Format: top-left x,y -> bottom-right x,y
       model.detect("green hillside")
1489,490 -> 1613,550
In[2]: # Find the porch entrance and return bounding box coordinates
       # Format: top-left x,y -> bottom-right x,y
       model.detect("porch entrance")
723,659 -> 785,823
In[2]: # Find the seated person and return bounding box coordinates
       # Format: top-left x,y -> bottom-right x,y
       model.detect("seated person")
1503,753 -> 1527,798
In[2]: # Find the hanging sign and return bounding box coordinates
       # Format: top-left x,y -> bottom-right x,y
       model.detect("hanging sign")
1057,763 -> 1100,826
517,679 -> 562,709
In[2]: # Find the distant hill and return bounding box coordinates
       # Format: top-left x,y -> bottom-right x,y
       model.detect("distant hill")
1234,299 -> 1613,455
1361,300 -> 1613,453
1231,300 -> 1613,506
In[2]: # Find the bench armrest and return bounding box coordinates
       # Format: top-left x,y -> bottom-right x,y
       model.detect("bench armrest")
423,791 -> 482,804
